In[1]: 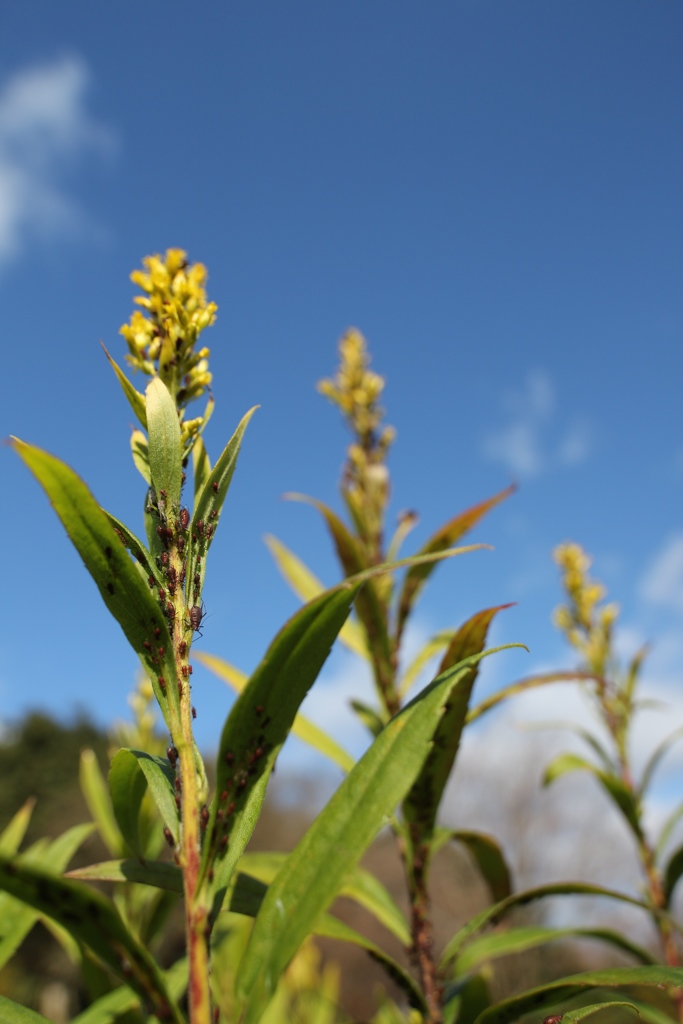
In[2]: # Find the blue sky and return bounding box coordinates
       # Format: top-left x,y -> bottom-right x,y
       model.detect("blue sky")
0,2 -> 682,821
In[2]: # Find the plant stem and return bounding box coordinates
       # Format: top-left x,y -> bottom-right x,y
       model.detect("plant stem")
408,846 -> 443,1024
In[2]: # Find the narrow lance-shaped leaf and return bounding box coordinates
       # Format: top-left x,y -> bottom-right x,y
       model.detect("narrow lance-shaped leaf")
0,855 -> 182,1023
656,800 -> 683,860
10,439 -> 179,730
80,750 -> 122,857
264,533 -> 370,659
203,580 -> 363,912
187,406 -> 257,603
447,830 -> 512,904
284,493 -> 394,701
102,343 -> 147,430
394,484 -> 514,645
473,966 -> 683,1024
543,753 -> 641,834
398,629 -> 457,700
453,924 -> 657,977
639,725 -> 683,800
403,606 -> 514,847
0,995 -> 52,1024
192,434 -> 211,500
236,645 -> 523,1022
0,799 -> 35,856
112,748 -> 179,847
130,429 -> 151,485
146,377 -> 182,514
196,652 -> 356,774
466,670 -> 601,724
664,843 -> 683,906
440,881 -> 658,968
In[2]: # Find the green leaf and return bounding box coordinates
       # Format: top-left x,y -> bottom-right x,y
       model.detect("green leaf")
443,972 -> 491,1024
639,725 -> 683,800
454,924 -> 656,976
265,533 -> 370,659
313,913 -> 425,1012
110,749 -> 178,854
561,1002 -> 641,1022
448,830 -> 512,904
466,670 -> 598,724
130,429 -> 151,485
193,434 -> 211,499
0,855 -> 182,1023
146,377 -> 182,513
472,966 -> 683,1024
0,824 -> 95,969
239,851 -> 411,946
284,493 -> 395,700
0,799 -> 35,856
543,753 -> 641,833
102,344 -> 147,430
664,843 -> 683,906
197,652 -> 356,774
394,485 -> 514,645
236,646 -> 519,1020
441,882 -> 657,968
204,580 -> 363,910
0,995 -> 52,1024
403,606 -> 514,846
80,750 -> 122,857
66,858 -> 183,893
350,699 -> 386,737
70,985 -> 140,1024
187,407 -> 257,603
10,438 -> 179,730
656,800 -> 683,860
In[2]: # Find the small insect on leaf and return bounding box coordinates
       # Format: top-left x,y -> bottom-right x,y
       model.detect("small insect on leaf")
543,1016 -> 564,1024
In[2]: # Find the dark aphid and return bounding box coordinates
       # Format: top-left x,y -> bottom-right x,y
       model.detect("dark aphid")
143,640 -> 152,651
212,481 -> 219,492
154,627 -> 161,639
178,681 -> 184,698
181,665 -> 189,679
193,573 -> 201,589
163,826 -> 174,847
177,536 -> 185,553
205,525 -> 214,539
220,790 -> 228,802
226,801 -> 235,816
147,575 -> 155,587
166,567 -> 177,594
175,794 -> 181,810
189,604 -> 204,636
160,551 -> 170,567
180,508 -> 190,530
166,602 -> 175,621
158,587 -> 166,602
196,520 -> 205,536
158,647 -> 165,657
104,545 -> 113,559
209,510 -> 218,520
179,565 -> 186,586
200,805 -> 209,829
167,745 -> 178,766
255,705 -> 264,716
192,533 -> 198,543
174,777 -> 181,792
158,678 -> 166,693
106,582 -> 115,595
188,665 -> 193,675
178,640 -> 187,657
220,835 -> 228,850
192,706 -> 197,719
224,751 -> 234,765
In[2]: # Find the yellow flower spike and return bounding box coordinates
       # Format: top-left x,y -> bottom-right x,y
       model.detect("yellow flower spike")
119,248 -> 217,457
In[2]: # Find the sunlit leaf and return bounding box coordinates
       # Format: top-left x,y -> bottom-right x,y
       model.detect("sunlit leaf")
187,407 -> 257,604
236,646 -> 519,1021
146,377 -> 182,513
130,429 -> 150,486
473,966 -> 683,1024
10,438 -> 179,730
80,750 -> 121,857
394,485 -> 514,644
197,652 -> 356,774
466,670 -> 598,724
102,344 -> 147,430
543,752 -> 640,833
403,606 -> 515,846
0,799 -> 35,857
441,882 -> 658,968
0,995 -> 52,1024
264,533 -> 370,659
0,855 -> 182,1022
448,830 -> 512,904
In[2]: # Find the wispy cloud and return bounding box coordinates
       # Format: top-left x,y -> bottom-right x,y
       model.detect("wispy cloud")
483,370 -> 593,478
0,56 -> 114,267
641,534 -> 683,613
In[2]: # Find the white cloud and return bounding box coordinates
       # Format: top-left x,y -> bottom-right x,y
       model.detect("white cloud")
0,56 -> 114,266
640,534 -> 683,614
483,370 -> 593,478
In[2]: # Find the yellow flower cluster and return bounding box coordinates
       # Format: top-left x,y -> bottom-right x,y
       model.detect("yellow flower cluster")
120,249 -> 215,410
318,330 -> 395,564
553,542 -> 619,677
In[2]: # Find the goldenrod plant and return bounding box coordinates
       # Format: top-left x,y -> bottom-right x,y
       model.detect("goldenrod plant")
2,253 -> 681,1023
